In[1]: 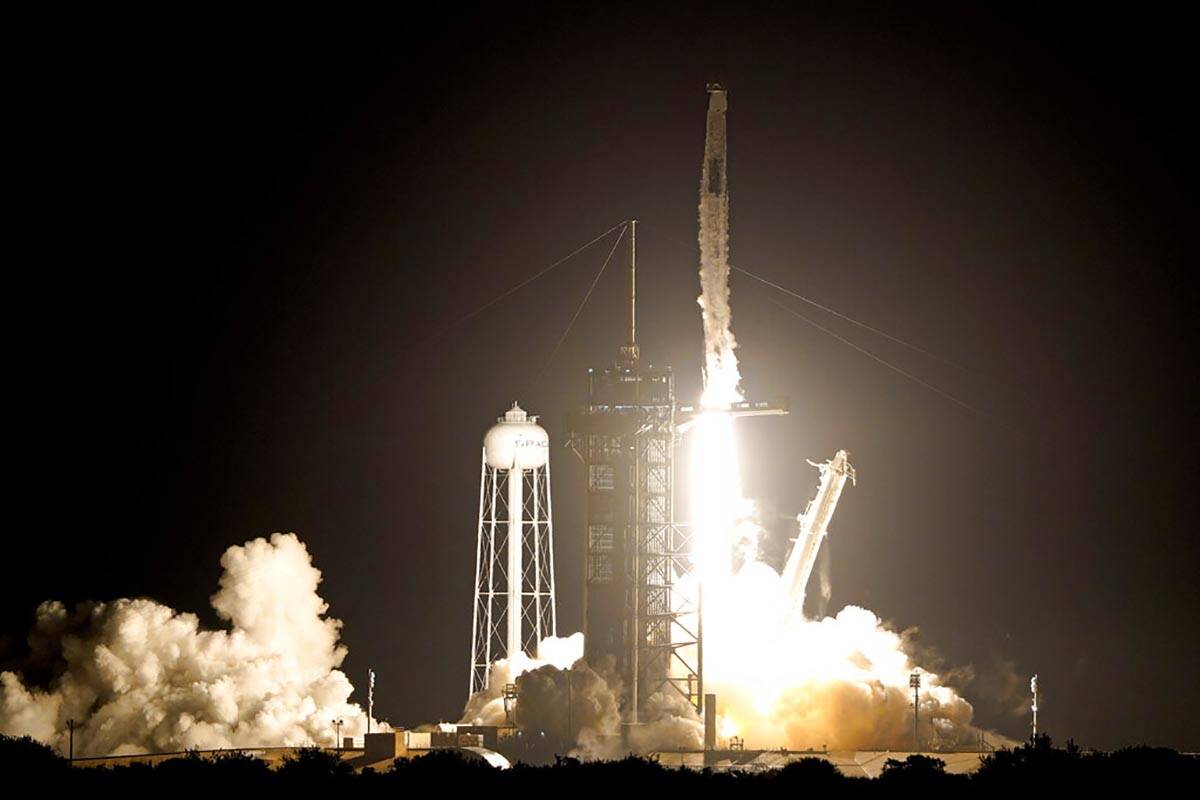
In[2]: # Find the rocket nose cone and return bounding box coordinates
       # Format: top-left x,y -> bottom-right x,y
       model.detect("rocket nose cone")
707,87 -> 727,112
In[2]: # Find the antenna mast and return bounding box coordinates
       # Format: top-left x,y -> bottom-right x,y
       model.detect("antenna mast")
620,219 -> 640,364
630,218 -> 637,346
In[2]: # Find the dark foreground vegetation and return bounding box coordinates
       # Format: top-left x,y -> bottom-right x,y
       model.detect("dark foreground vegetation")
2,733 -> 1195,794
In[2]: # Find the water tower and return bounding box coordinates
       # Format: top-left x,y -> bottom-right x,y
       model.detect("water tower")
468,402 -> 558,697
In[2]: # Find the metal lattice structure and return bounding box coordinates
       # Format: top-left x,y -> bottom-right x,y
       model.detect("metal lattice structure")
573,357 -> 704,721
638,516 -> 703,714
470,405 -> 557,698
632,409 -> 703,717
568,220 -> 704,721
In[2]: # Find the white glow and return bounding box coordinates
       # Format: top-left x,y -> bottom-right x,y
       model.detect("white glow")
687,400 -> 979,749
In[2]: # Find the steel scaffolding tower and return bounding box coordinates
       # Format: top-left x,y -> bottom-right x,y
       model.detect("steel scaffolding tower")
571,221 -> 704,721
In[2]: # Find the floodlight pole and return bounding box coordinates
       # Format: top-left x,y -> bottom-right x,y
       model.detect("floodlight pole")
1031,674 -> 1039,739
909,672 -> 922,752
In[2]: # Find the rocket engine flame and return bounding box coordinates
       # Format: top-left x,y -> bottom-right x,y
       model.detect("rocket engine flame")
689,334 -> 981,750
690,85 -> 982,751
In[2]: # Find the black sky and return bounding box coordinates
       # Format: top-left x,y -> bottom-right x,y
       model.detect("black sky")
5,6 -> 1197,751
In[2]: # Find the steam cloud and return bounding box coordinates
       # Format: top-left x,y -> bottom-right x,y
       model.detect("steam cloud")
462,87 -> 997,758
0,533 -> 383,756
689,87 -> 1001,753
706,586 -> 987,750
459,636 -> 703,759
685,488 -> 993,751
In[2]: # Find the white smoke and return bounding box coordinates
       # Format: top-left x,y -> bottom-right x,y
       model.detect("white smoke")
689,87 -> 996,752
0,533 -> 385,756
625,685 -> 704,754
459,633 -> 584,728
459,634 -> 703,759
689,450 -> 989,751
706,597 -> 983,750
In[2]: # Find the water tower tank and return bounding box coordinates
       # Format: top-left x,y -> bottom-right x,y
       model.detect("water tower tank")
483,402 -> 549,469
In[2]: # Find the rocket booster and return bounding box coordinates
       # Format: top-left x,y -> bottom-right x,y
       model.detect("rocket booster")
698,83 -> 740,407
701,84 -> 728,204
699,85 -> 729,296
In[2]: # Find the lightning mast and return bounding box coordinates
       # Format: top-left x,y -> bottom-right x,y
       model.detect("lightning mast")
572,214 -> 699,724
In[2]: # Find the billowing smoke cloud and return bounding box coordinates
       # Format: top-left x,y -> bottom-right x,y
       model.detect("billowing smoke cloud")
460,636 -> 703,758
706,597 -> 986,751
685,439 -> 1007,750
0,533 -> 384,756
626,684 -> 704,754
504,659 -> 623,758
460,633 -> 585,729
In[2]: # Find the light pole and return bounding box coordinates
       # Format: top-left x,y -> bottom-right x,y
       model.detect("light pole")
909,672 -> 921,752
1030,674 -> 1039,739
332,719 -> 344,752
67,719 -> 76,766
368,669 -> 375,736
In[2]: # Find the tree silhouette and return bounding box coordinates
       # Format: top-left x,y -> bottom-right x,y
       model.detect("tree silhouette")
776,756 -> 848,789
2,731 -> 1197,789
277,746 -> 353,784
878,753 -> 964,789
0,734 -> 68,778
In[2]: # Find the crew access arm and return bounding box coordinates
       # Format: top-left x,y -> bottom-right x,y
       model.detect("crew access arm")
779,449 -> 855,622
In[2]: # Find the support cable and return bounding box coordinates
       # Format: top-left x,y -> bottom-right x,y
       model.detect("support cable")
762,294 -> 993,420
537,223 -> 629,382
420,221 -> 627,347
640,221 -> 960,370
733,266 -> 965,371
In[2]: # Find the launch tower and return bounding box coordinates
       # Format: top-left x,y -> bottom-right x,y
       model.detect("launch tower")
570,222 -> 704,722
572,86 -> 788,724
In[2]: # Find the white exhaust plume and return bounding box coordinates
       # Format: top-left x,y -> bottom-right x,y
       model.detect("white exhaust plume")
705,598 -> 983,750
0,533 -> 385,756
690,85 -> 994,752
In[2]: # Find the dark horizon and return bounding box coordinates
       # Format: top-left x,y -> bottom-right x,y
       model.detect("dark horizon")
4,6 -> 1196,752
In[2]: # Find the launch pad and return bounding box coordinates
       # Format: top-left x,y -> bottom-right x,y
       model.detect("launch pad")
568,221 -> 792,723
570,332 -> 707,721
465,84 -> 857,746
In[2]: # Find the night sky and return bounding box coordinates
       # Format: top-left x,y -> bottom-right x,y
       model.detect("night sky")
6,7 -> 1196,751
